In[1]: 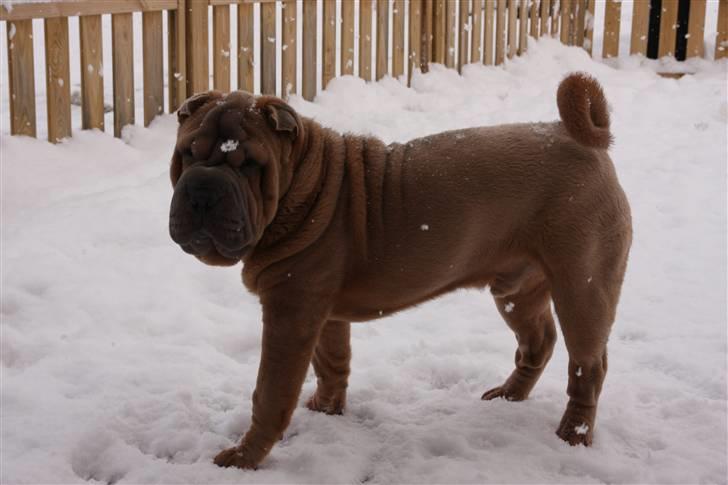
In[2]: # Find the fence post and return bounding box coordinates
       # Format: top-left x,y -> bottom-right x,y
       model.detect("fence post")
495,0 -> 506,64
421,0 -> 433,72
409,0 -> 422,81
360,0 -> 373,80
7,19 -> 37,137
238,1 -> 254,93
260,0 -> 276,94
323,0 -> 336,88
213,4 -> 231,92
45,17 -> 72,142
186,0 -> 208,95
393,0 -> 405,78
80,15 -> 104,130
341,0 -> 355,76
143,11 -> 164,126
282,0 -> 298,96
458,0 -> 469,72
471,0 -> 483,63
302,0 -> 317,100
111,13 -> 134,138
658,0 -> 679,58
602,0 -> 621,59
518,0 -> 528,55
686,0 -> 706,58
484,0 -> 494,65
376,0 -> 390,79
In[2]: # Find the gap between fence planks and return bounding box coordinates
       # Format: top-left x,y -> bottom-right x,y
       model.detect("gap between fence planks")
80,15 -> 104,131
6,19 -> 36,137
143,11 -> 164,126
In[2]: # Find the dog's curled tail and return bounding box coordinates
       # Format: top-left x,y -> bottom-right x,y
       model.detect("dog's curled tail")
557,72 -> 612,150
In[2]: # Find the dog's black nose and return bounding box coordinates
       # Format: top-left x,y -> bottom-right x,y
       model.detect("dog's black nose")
185,170 -> 225,210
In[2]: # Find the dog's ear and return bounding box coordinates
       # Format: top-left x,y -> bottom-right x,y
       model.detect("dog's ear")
177,91 -> 223,124
261,99 -> 299,138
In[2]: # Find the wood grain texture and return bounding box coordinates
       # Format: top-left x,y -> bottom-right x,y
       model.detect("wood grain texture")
212,5 -> 231,92
574,0 -> 586,47
393,0 -> 405,78
186,0 -> 208,94
507,0 -> 516,59
484,0 -> 494,64
376,0 -> 389,79
80,15 -> 104,130
167,0 -> 186,112
540,0 -> 550,37
237,1 -> 253,92
0,0 -> 177,21
550,0 -> 558,36
142,11 -> 163,126
686,0 -> 706,58
112,13 -> 134,138
341,0 -> 354,75
6,19 -> 36,136
360,0 -> 373,79
282,0 -> 297,96
323,0 -> 336,87
629,0 -> 648,55
716,0 -> 728,59
518,0 -> 527,54
458,0 -> 469,71
602,0 -> 621,59
302,0 -> 317,99
529,0 -> 538,38
421,0 -> 433,71
471,0 -> 482,62
445,0 -> 456,67
260,1 -> 276,94
45,16 -> 71,142
559,0 -> 571,44
433,0 -> 445,63
409,0 -> 422,80
658,0 -> 679,58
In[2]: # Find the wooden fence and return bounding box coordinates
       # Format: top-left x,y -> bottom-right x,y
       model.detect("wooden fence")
2,0 -> 727,143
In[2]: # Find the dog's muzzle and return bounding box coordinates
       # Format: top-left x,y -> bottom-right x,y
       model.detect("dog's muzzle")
169,166 -> 250,259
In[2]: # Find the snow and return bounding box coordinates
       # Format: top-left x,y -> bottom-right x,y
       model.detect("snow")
504,302 -> 515,314
220,139 -> 239,153
575,423 -> 590,436
1,22 -> 727,485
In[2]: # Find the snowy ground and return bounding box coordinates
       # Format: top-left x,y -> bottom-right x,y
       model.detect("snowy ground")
2,36 -> 727,483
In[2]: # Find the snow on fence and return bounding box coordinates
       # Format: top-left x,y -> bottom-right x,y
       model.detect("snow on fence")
2,0 -> 727,143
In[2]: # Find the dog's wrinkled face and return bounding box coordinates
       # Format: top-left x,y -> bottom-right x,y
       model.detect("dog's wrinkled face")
169,91 -> 300,266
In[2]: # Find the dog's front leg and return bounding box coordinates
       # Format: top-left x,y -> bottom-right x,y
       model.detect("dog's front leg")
214,292 -> 329,469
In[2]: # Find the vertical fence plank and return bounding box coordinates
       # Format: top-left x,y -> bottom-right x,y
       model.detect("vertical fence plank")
393,0 -> 405,78
658,0 -> 679,58
715,0 -> 727,59
458,0 -> 469,71
409,0 -> 422,80
559,0 -> 571,44
323,0 -> 336,87
686,0 -> 706,58
584,0 -> 595,54
111,13 -> 133,138
360,0 -> 373,79
45,17 -> 71,142
602,0 -> 621,58
575,0 -> 586,47
238,2 -> 254,92
303,0 -> 317,99
260,1 -> 276,94
433,0 -> 446,63
168,0 -> 186,112
471,0 -> 482,62
6,19 -> 36,137
445,0 -> 456,67
507,0 -> 516,58
376,0 -> 389,79
186,0 -> 208,94
341,0 -> 355,75
421,0 -> 433,71
518,0 -> 528,54
530,0 -> 538,38
142,11 -> 163,126
629,0 -> 649,55
495,0 -> 505,64
80,15 -> 104,131
551,0 -> 559,36
484,0 -> 494,64
540,0 -> 550,37
213,5 -> 230,92
282,0 -> 297,96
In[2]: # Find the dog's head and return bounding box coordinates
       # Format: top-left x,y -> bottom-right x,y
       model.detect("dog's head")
168,91 -> 302,266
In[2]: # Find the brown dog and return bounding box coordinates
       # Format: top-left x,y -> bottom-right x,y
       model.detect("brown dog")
168,73 -> 632,469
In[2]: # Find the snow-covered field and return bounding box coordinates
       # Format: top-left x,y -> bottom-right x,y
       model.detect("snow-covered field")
1,20 -> 727,485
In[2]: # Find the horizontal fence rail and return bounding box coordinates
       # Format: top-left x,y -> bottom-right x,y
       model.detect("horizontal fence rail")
2,0 -> 727,143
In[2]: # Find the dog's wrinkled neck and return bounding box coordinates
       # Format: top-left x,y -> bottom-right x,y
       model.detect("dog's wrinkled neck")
242,118 -> 346,291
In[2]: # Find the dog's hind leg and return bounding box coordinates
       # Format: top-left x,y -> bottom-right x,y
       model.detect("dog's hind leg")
306,320 -> 351,415
482,266 -> 556,402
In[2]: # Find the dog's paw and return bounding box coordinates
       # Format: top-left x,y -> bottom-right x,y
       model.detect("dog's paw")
481,385 -> 527,402
213,446 -> 259,470
556,417 -> 594,446
306,392 -> 345,415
